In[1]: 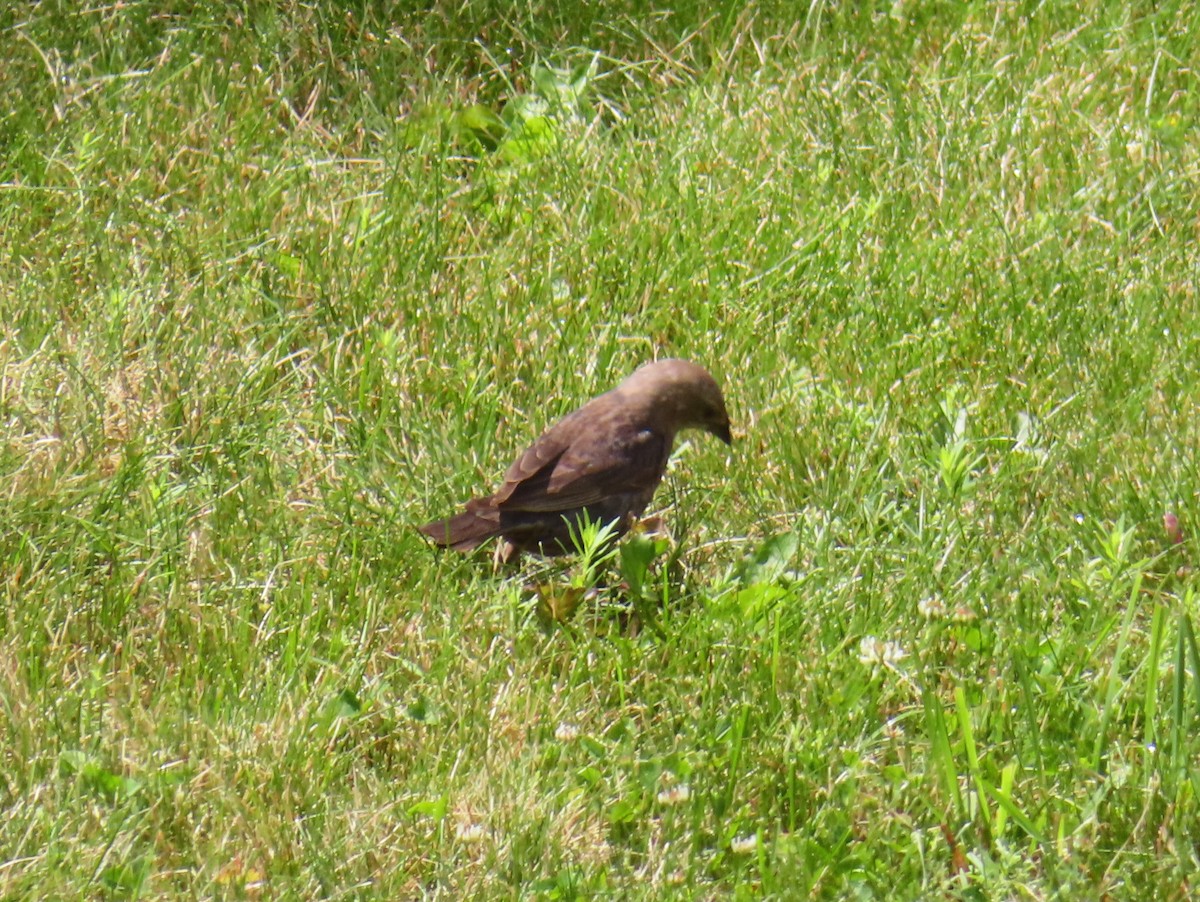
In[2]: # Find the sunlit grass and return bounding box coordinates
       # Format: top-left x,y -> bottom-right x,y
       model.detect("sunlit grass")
2,1 -> 1200,897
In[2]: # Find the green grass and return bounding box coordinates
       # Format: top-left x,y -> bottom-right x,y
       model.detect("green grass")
3,0 -> 1200,897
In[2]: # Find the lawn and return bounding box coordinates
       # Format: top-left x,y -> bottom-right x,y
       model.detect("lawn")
2,1 -> 1200,897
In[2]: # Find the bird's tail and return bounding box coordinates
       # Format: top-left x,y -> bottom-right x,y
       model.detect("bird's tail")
418,505 -> 501,552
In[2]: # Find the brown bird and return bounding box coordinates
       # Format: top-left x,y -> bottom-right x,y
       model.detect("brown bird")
420,359 -> 732,562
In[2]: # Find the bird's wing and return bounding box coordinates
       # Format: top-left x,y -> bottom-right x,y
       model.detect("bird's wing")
490,412 -> 579,506
494,409 -> 669,514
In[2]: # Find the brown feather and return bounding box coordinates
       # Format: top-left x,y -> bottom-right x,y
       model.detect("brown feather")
417,499 -> 501,551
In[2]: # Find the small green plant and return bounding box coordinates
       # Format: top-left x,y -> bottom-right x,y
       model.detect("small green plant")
566,513 -> 621,588
723,530 -> 799,622
934,390 -> 984,498
534,514 -> 620,624
455,55 -> 600,164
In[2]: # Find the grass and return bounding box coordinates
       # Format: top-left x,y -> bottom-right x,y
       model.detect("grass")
2,0 -> 1200,897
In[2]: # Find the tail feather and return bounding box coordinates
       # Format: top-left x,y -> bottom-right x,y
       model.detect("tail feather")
419,503 -> 501,552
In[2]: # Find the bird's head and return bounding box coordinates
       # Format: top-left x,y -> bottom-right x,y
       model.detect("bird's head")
621,358 -> 732,445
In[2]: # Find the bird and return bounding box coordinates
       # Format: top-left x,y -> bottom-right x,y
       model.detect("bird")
419,358 -> 732,563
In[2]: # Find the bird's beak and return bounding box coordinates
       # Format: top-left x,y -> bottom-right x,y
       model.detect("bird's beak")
713,420 -> 733,445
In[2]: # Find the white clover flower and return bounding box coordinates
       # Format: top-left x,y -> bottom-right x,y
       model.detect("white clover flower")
656,784 -> 692,806
918,596 -> 948,619
858,636 -> 907,666
858,636 -> 885,665
952,605 -> 978,623
554,722 -> 580,742
730,833 -> 758,855
455,822 -> 486,843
